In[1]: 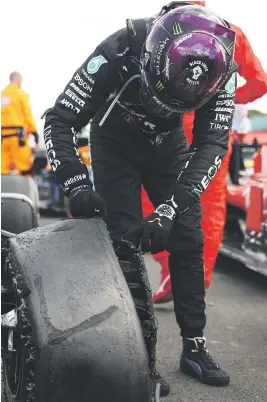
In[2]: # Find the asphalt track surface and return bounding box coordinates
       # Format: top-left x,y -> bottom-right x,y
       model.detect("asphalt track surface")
39,216 -> 267,401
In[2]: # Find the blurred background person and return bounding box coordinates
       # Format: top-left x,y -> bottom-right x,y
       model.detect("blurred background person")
1,71 -> 39,175
231,105 -> 252,134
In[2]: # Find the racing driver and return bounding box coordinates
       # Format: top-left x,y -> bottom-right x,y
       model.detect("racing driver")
151,0 -> 267,303
44,3 -> 237,394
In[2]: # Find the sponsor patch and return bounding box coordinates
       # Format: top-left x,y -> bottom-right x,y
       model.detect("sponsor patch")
60,98 -> 80,114
64,174 -> 87,188
192,155 -> 222,196
210,122 -> 230,130
65,89 -> 85,107
215,107 -> 235,113
215,113 -> 232,123
81,69 -> 95,84
74,73 -> 92,92
43,125 -> 61,171
225,73 -> 236,94
87,55 -> 108,74
70,82 -> 90,98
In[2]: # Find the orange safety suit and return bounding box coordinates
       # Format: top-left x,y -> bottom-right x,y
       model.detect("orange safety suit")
79,145 -> 91,167
1,83 -> 37,174
145,4 -> 267,301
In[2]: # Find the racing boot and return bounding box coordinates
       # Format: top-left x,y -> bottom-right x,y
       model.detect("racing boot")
152,252 -> 173,304
115,241 -> 170,397
180,337 -> 230,386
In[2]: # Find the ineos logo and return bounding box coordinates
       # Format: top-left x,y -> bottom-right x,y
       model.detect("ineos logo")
192,155 -> 222,196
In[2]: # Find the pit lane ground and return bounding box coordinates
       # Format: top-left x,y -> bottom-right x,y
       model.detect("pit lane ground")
40,216 -> 267,402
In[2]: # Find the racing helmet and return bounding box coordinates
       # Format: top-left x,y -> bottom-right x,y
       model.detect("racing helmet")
140,4 -> 236,118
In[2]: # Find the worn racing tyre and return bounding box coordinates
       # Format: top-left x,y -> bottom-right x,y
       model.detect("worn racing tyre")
1,175 -> 39,233
1,218 -> 152,402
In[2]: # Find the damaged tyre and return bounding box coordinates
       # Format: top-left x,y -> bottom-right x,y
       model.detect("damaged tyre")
1,266 -> 37,402
1,218 -> 152,401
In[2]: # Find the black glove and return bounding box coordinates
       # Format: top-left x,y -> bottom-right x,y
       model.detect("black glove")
32,132 -> 39,145
69,185 -> 107,218
123,204 -> 177,254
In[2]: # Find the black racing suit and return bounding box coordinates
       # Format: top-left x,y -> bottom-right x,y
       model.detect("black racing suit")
44,17 -> 236,373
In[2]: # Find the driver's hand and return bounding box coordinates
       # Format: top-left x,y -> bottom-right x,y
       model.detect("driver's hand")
69,185 -> 107,218
123,204 -> 176,254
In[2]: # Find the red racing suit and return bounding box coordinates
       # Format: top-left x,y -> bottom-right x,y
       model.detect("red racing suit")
145,17 -> 267,291
200,22 -> 267,288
